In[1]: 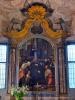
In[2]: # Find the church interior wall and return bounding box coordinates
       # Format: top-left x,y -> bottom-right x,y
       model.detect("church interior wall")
0,36 -> 75,100
0,1 -> 75,99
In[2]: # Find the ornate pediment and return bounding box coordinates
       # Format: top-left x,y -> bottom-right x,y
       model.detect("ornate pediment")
1,3 -> 72,45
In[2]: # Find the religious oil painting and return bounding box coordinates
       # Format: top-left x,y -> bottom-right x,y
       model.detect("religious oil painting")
18,38 -> 55,92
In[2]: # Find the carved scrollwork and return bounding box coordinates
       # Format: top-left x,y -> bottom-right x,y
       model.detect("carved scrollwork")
4,4 -> 70,45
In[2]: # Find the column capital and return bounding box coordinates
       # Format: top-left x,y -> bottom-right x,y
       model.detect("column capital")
9,39 -> 18,49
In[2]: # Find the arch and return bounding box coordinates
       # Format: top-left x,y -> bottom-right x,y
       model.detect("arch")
18,34 -> 56,49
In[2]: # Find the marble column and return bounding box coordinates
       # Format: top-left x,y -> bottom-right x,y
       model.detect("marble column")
15,47 -> 20,86
58,44 -> 67,94
8,45 -> 17,93
54,46 -> 59,96
11,46 -> 16,86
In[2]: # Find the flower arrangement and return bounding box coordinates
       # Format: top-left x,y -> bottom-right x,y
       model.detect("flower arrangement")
11,86 -> 29,100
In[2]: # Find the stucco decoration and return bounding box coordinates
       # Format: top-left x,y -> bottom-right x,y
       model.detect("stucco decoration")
0,0 -> 74,34
0,1 -> 74,45
1,3 -> 72,45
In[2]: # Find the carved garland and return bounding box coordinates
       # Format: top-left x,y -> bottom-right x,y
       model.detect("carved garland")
5,5 -> 68,45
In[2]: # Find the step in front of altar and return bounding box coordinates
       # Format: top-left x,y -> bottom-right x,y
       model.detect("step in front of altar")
23,96 -> 75,100
28,91 -> 56,97
10,91 -> 75,100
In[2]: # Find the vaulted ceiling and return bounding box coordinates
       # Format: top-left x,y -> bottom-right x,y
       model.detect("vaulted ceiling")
0,0 -> 75,35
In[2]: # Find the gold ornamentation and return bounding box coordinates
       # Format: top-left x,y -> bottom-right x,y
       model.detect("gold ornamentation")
41,19 -> 65,39
28,5 -> 46,20
2,5 -> 69,45
7,19 -> 33,39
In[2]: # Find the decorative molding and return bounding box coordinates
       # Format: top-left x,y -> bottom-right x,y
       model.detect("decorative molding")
1,4 -> 70,45
18,34 -> 56,49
